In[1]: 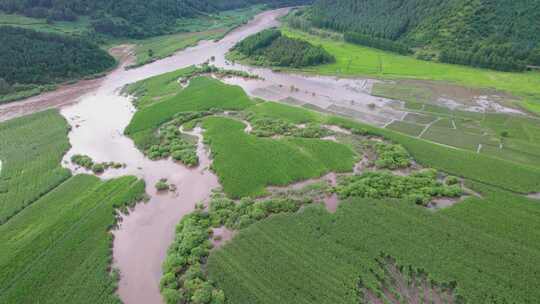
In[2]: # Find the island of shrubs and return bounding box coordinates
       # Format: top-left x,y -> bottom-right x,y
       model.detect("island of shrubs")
144,111 -> 213,166
231,28 -> 335,68
70,154 -> 125,174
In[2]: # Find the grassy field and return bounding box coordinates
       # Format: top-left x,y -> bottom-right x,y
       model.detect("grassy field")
281,27 -> 540,104
0,110 -> 71,224
0,109 -> 145,303
0,175 -> 145,303
125,76 -> 254,148
203,116 -> 357,198
208,183 -> 540,303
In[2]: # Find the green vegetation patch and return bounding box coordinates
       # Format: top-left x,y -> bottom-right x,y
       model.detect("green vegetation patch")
0,26 -> 115,87
0,174 -> 145,303
125,76 -> 254,148
337,169 -> 462,206
202,116 -> 357,198
373,142 -> 412,169
231,28 -> 335,67
0,110 -> 71,224
207,183 -> 540,303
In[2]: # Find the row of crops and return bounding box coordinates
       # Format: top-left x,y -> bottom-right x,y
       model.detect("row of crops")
0,110 -> 146,303
0,110 -> 71,224
208,185 -> 540,303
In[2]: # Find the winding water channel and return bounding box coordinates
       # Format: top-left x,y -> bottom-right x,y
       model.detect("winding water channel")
0,8 -> 409,304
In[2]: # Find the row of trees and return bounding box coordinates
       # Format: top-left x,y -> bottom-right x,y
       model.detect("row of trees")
0,26 -> 115,85
440,49 -> 527,72
344,32 -> 412,55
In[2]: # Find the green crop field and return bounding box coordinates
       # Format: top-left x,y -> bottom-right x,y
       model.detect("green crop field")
125,76 -> 254,147
0,109 -> 145,303
208,183 -> 540,304
281,27 -> 540,105
0,175 -> 145,303
203,116 -> 356,198
0,110 -> 71,224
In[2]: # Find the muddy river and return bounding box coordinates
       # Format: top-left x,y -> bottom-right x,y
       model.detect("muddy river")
0,7 -> 513,304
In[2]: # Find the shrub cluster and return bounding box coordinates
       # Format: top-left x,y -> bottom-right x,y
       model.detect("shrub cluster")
336,169 -> 463,206
145,111 -> 212,166
155,178 -> 170,191
373,143 -> 412,169
248,116 -> 331,138
70,154 -> 124,174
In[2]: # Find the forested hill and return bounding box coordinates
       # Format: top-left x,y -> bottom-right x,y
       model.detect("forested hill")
308,0 -> 540,70
0,26 -> 115,87
0,0 -> 313,38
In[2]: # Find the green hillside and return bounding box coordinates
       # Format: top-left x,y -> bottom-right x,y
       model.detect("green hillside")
306,0 -> 540,70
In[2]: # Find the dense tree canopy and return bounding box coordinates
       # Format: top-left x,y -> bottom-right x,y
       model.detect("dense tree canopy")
0,26 -> 116,85
0,0 -> 313,38
307,0 -> 540,71
234,29 -> 334,67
